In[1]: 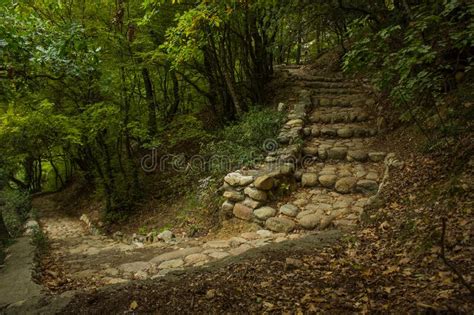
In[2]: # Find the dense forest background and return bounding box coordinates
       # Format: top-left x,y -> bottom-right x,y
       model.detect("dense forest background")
0,0 -> 472,242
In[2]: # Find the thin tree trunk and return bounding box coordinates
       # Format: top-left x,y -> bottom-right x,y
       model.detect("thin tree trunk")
142,67 -> 157,136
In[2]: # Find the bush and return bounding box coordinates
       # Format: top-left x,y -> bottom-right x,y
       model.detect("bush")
0,190 -> 32,237
201,107 -> 284,175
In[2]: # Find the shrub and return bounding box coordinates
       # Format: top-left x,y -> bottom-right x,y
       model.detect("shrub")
0,190 -> 32,237
200,107 -> 284,175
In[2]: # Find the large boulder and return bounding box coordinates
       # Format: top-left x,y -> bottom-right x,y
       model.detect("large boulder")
265,217 -> 295,233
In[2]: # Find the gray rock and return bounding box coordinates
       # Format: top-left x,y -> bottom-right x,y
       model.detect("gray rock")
256,229 -> 274,238
298,213 -> 323,229
265,217 -> 295,233
254,174 -> 274,190
348,150 -> 368,162
244,187 -> 267,202
321,127 -> 337,137
327,147 -> 348,160
233,203 -> 253,220
158,230 -> 174,242
356,179 -> 379,194
118,261 -> 151,274
301,173 -> 318,187
278,102 -> 286,112
242,197 -> 263,209
254,207 -> 277,220
223,190 -> 245,202
221,200 -> 234,212
224,172 -> 254,186
368,152 -> 386,162
335,177 -> 357,193
320,215 -> 336,229
150,247 -> 202,264
318,174 -> 338,188
337,128 -> 354,138
158,259 -> 184,269
279,204 -> 299,217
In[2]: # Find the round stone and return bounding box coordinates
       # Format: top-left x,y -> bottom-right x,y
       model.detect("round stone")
254,207 -> 277,220
301,173 -> 319,187
335,177 -> 357,194
244,187 -> 267,202
279,204 -> 299,217
337,128 -> 354,138
368,152 -> 387,162
348,150 -> 368,162
265,217 -> 296,233
223,190 -> 245,202
356,180 -> 379,194
233,203 -> 253,220
254,175 -> 274,190
318,175 -> 338,188
298,213 -> 323,229
327,147 -> 348,160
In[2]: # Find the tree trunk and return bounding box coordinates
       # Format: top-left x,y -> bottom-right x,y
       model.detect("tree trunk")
142,67 -> 157,136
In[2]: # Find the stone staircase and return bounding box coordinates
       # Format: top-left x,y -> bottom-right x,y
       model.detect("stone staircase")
221,65 -> 392,233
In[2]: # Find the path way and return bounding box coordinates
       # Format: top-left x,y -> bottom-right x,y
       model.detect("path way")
36,196 -> 308,292
36,65 -> 388,293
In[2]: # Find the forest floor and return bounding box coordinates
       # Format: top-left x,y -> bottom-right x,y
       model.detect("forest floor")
5,65 -> 473,314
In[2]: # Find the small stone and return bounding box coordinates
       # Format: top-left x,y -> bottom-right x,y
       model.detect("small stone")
208,251 -> 230,259
327,147 -> 348,160
233,203 -> 253,220
278,102 -> 286,112
254,174 -> 274,190
118,261 -> 151,274
244,187 -> 267,201
224,172 -> 254,186
348,150 -> 368,162
356,180 -> 379,194
158,259 -> 184,269
254,207 -> 277,220
286,119 -> 304,127
229,237 -> 248,247
279,204 -> 299,217
256,230 -> 273,238
184,253 -> 208,265
265,217 -> 296,233
320,215 -> 335,229
368,152 -> 386,162
318,175 -> 338,188
366,172 -> 379,181
221,200 -> 234,212
242,197 -> 263,209
301,173 -> 318,187
335,177 -> 357,193
157,230 -> 174,242
298,213 -> 323,229
337,128 -> 354,138
223,190 -> 245,202
321,127 -> 337,137
150,247 -> 202,264
204,240 -> 230,249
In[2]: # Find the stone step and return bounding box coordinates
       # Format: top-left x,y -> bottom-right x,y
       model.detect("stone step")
302,81 -> 359,89
309,123 -> 377,139
311,88 -> 365,96
276,189 -> 371,231
312,96 -> 375,108
302,139 -> 387,162
288,74 -> 346,83
297,162 -> 383,195
309,108 -> 371,124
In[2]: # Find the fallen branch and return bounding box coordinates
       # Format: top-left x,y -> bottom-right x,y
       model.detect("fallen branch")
439,217 -> 474,299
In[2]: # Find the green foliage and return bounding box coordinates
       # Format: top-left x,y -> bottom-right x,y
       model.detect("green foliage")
0,190 -> 31,237
344,1 -> 474,131
201,107 -> 284,174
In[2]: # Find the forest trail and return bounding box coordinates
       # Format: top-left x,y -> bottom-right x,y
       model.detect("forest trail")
36,65 -> 386,293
